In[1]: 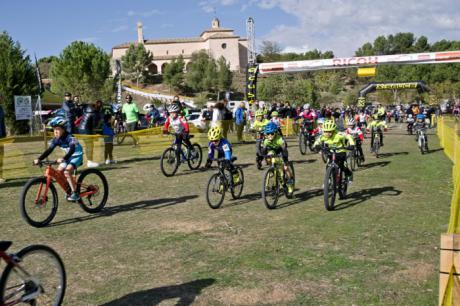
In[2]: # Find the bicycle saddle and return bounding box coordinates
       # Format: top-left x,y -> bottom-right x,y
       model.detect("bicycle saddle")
0,241 -> 12,252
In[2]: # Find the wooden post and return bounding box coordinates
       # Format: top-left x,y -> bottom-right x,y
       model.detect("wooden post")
439,234 -> 460,305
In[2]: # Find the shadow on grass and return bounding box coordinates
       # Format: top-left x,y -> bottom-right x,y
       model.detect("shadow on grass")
377,151 -> 409,158
292,159 -> 317,165
425,148 -> 443,154
356,161 -> 391,170
97,166 -> 130,172
117,156 -> 160,164
221,191 -> 262,208
274,188 -> 323,209
49,195 -> 198,227
100,278 -> 215,306
333,186 -> 402,211
0,178 -> 30,189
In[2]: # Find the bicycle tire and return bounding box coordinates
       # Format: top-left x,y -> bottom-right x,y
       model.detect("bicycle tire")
230,167 -> 244,200
321,149 -> 328,163
77,169 -> 109,213
298,133 -> 307,155
116,133 -> 126,145
338,170 -> 348,199
324,166 -> 337,211
19,177 -> 58,228
0,244 -> 66,306
187,144 -> 202,170
356,150 -> 363,167
262,168 -> 280,209
284,161 -> 295,199
347,151 -> 356,171
373,136 -> 380,158
160,147 -> 179,177
206,173 -> 225,209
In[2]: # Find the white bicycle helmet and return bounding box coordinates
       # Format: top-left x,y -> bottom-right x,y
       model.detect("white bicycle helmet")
303,103 -> 310,110
168,104 -> 180,113
143,104 -> 153,111
347,118 -> 355,126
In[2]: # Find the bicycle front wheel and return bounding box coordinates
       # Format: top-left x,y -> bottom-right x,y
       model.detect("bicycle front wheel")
187,144 -> 202,170
419,136 -> 425,154
77,169 -> 109,213
160,147 -> 179,177
230,167 -> 244,200
373,138 -> 380,158
0,244 -> 66,306
262,168 -> 280,209
19,177 -> 58,228
324,166 -> 337,211
206,173 -> 226,209
348,151 -> 356,171
298,133 -> 307,155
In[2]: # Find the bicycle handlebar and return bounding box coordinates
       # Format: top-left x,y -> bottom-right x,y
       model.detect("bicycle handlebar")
34,160 -> 58,167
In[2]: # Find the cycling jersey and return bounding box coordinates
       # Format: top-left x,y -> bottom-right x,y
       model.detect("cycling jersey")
313,132 -> 355,153
299,110 -> 316,121
253,119 -> 270,133
208,138 -> 232,161
368,120 -> 387,130
263,135 -> 288,163
345,127 -> 364,141
163,116 -> 189,134
38,133 -> 84,167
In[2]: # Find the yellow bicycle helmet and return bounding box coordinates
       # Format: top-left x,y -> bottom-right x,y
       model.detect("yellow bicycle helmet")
323,120 -> 336,132
208,126 -> 222,141
255,110 -> 264,117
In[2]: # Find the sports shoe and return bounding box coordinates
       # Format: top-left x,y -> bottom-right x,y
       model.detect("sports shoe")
87,160 -> 100,168
287,179 -> 294,193
233,173 -> 240,184
105,159 -> 111,165
67,192 -> 81,202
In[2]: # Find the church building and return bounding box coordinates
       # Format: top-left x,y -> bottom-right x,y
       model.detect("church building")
112,18 -> 248,75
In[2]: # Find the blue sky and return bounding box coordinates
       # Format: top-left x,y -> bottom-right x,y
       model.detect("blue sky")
1,0 -> 459,59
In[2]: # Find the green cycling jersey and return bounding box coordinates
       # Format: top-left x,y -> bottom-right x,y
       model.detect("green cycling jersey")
313,131 -> 355,153
253,119 -> 270,133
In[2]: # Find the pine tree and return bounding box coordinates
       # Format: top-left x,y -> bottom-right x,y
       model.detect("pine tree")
121,43 -> 153,87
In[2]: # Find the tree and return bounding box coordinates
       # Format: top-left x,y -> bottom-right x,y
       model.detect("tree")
51,41 -> 112,101
0,31 -> 38,134
121,43 -> 153,87
216,56 -> 233,96
186,50 -> 217,93
163,55 -> 185,92
259,40 -> 282,62
38,56 -> 58,79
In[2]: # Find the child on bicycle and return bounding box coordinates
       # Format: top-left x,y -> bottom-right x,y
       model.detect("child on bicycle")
345,118 -> 365,162
163,104 -> 192,160
367,112 -> 387,149
34,117 -> 84,201
313,120 -> 355,183
261,122 -> 294,193
205,127 -> 240,184
414,113 -> 428,147
252,110 -> 270,169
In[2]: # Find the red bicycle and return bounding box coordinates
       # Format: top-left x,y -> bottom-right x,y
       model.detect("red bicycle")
19,160 -> 109,227
0,241 -> 66,306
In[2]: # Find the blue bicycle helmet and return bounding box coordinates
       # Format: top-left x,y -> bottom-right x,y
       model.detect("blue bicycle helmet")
48,117 -> 68,128
264,121 -> 278,134
416,114 -> 426,120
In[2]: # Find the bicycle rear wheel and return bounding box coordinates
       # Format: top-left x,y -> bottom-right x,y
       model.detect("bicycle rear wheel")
347,151 -> 356,171
298,133 -> 307,155
19,177 -> 58,228
373,137 -> 380,158
0,244 -> 66,306
230,167 -> 244,200
356,149 -> 363,167
206,173 -> 226,209
419,136 -> 425,154
284,162 -> 295,199
160,147 -> 179,177
77,169 -> 109,213
324,166 -> 337,211
187,144 -> 202,170
262,168 -> 280,209
338,171 -> 348,199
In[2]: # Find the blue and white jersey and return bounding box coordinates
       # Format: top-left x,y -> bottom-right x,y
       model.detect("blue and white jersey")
49,134 -> 83,159
208,138 -> 232,160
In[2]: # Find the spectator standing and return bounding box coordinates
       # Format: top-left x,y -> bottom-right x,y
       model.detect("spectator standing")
122,94 -> 140,146
212,101 -> 224,128
78,101 -> 99,168
0,102 -> 6,183
235,102 -> 247,143
102,113 -> 116,164
222,99 -> 233,139
62,92 -> 77,133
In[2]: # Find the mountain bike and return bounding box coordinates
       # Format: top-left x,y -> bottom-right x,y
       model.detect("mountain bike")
0,241 -> 66,306
205,157 -> 244,209
347,138 -> 364,170
114,112 -> 128,145
261,153 -> 295,209
370,127 -> 382,158
323,145 -> 351,211
298,120 -> 315,155
160,133 -> 202,177
416,127 -> 429,154
19,160 -> 109,227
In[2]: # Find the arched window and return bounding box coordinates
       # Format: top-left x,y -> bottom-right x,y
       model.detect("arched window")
148,63 -> 158,74
161,63 -> 168,74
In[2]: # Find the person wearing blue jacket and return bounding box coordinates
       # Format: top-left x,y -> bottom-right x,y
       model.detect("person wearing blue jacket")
234,102 -> 247,143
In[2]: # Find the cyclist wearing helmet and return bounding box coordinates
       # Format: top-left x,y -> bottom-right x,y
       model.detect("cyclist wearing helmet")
345,118 -> 365,162
252,110 -> 270,169
34,117 -> 84,201
205,127 -> 239,183
163,104 -> 192,160
367,112 -> 388,149
262,122 -> 294,193
414,113 -> 428,146
313,120 -> 355,182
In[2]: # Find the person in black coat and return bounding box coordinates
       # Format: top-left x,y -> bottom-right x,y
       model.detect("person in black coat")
62,92 -> 77,133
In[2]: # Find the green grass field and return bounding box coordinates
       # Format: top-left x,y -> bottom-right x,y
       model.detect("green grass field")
0,123 -> 454,305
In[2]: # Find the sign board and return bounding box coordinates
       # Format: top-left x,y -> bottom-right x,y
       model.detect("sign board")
14,96 -> 32,120
357,67 -> 376,77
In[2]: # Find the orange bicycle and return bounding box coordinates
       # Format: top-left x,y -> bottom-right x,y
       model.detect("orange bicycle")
19,160 -> 109,227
